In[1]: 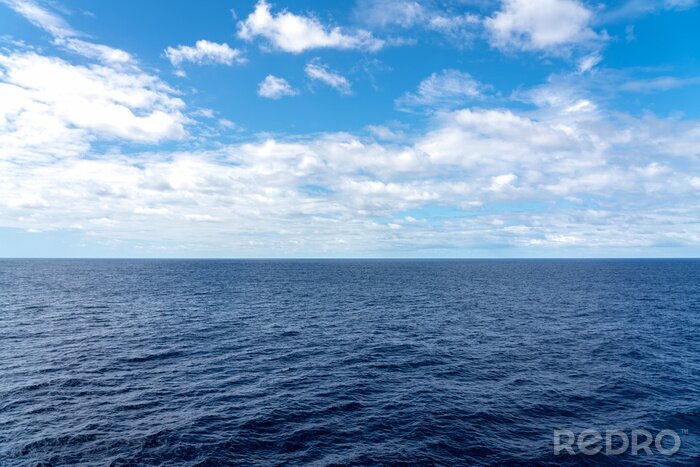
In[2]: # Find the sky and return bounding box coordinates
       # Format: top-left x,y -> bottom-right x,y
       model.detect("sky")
0,0 -> 699,258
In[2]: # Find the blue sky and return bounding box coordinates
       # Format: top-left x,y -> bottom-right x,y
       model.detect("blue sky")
0,0 -> 699,257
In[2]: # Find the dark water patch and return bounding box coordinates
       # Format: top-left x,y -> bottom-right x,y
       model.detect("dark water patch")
0,259 -> 698,465
119,350 -> 183,364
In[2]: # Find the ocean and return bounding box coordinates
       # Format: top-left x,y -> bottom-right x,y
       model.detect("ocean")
1,259 -> 698,465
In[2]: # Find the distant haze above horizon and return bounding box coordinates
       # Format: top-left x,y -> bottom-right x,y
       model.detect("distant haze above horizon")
1,0 -> 699,258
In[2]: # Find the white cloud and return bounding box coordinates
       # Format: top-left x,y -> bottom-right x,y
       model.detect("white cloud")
485,0 -> 599,52
366,124 -> 406,141
578,53 -> 601,72
237,0 -> 384,53
3,0 -> 134,64
0,51 -> 187,156
192,108 -> 215,119
600,0 -> 698,23
218,118 -> 237,129
3,99 -> 700,254
2,0 -> 76,38
620,76 -> 700,92
415,107 -> 602,169
396,69 -> 485,110
564,99 -> 596,113
488,173 -> 518,192
59,38 -> 133,63
355,0 -> 425,27
426,13 -> 480,38
305,61 -> 351,94
258,74 -> 298,99
4,73 -> 699,252
665,0 -> 698,8
164,40 -> 245,67
2,0 -> 700,256
353,0 -> 479,43
0,0 -> 188,157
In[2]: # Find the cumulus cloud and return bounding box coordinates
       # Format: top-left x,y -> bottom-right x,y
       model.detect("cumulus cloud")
415,107 -> 604,169
3,86 -> 700,255
164,40 -> 245,67
237,0 -> 384,53
305,61 -> 352,94
0,0 -> 188,158
0,50 -> 187,158
258,74 -> 298,99
396,69 -> 485,111
485,0 -> 600,52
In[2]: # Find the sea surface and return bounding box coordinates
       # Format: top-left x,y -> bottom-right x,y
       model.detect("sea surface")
1,259 -> 699,466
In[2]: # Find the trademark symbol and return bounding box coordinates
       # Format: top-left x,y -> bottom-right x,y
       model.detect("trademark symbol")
682,429 -> 689,435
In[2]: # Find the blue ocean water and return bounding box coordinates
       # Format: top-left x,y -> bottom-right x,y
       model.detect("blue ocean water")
0,259 -> 698,466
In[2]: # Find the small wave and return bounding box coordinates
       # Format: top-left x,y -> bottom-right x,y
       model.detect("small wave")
120,350 -> 183,364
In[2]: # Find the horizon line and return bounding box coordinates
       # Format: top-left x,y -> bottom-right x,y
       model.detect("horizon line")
2,257 -> 699,261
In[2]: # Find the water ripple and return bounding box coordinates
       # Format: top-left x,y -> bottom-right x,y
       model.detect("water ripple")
0,259 -> 698,465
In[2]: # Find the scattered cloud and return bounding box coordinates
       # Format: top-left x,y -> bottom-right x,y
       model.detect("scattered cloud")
485,0 -> 600,53
620,76 -> 700,92
599,0 -> 699,23
258,74 -> 298,99
366,123 -> 407,141
218,118 -> 237,129
2,0 -> 76,38
237,0 -> 384,53
518,66 -> 700,115
58,38 -> 133,63
578,53 -> 602,73
354,0 -> 425,28
305,60 -> 351,94
396,69 -> 486,111
3,29 -> 698,253
0,51 -> 187,152
353,0 -> 480,43
4,100 -> 699,254
425,13 -> 480,40
192,108 -> 215,119
2,0 -> 699,256
3,0 -> 134,64
164,40 -> 245,67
